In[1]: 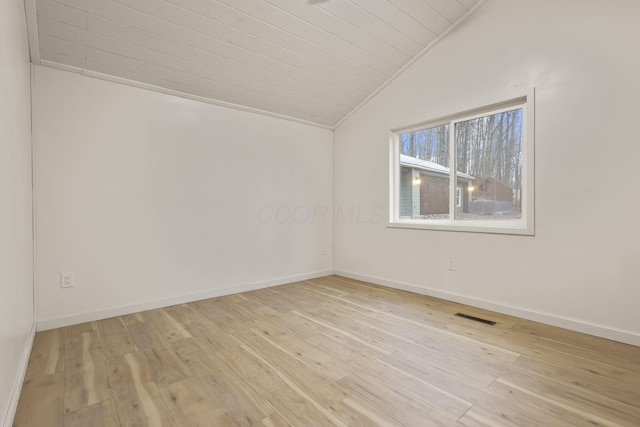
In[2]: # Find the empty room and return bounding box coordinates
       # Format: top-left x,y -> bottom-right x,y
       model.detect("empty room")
2,0 -> 640,426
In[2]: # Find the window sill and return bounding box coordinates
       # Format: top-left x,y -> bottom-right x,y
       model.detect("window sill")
387,220 -> 534,236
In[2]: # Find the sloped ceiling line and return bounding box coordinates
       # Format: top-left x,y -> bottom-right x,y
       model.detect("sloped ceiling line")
25,0 -> 485,128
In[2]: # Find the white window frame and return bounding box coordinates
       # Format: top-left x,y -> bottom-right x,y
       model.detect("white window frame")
455,186 -> 462,208
388,89 -> 535,236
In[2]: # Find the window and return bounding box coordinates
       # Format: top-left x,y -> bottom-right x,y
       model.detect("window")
389,91 -> 534,235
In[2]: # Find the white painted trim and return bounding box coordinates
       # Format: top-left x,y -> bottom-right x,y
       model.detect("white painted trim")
39,59 -> 81,74
36,270 -> 333,331
333,0 -> 488,130
524,88 -> 536,234
30,63 -> 38,346
36,61 -> 334,130
2,324 -> 36,427
23,0 -> 40,64
334,269 -> 640,347
386,221 -> 531,236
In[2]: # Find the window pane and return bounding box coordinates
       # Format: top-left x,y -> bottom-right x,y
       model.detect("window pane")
398,125 -> 450,219
454,108 -> 523,220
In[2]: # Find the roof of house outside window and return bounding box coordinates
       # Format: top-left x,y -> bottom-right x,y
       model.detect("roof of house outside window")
400,154 -> 474,181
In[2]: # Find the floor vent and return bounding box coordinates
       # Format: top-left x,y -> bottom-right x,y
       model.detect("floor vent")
455,312 -> 496,325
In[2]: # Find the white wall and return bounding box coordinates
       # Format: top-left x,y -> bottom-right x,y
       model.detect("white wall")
334,0 -> 640,345
34,66 -> 333,328
0,1 -> 35,425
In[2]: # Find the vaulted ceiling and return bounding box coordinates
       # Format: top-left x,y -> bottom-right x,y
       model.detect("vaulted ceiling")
28,0 -> 484,128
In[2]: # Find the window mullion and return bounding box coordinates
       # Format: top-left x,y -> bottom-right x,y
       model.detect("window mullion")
449,120 -> 456,221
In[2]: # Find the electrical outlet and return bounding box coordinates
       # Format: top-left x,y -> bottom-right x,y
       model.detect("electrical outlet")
60,272 -> 75,288
321,247 -> 327,256
447,257 -> 456,271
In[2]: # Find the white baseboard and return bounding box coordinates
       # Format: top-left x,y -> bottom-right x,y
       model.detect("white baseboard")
36,267 -> 640,347
334,269 -> 640,347
37,270 -> 333,331
3,323 -> 36,427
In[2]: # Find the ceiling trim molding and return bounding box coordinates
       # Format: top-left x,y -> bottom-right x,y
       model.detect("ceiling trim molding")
332,0 -> 488,130
37,60 -> 335,131
23,0 -> 40,64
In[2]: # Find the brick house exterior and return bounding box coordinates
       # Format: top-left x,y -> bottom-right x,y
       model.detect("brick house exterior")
399,155 -> 474,218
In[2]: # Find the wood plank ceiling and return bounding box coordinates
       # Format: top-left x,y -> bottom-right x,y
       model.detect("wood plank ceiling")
30,0 -> 483,127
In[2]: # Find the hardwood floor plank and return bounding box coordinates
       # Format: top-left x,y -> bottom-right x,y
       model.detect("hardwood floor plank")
15,276 -> 640,426
269,282 -> 333,313
215,338 -> 347,427
442,318 -> 540,354
303,331 -> 388,374
172,338 -> 275,426
241,287 -> 302,314
13,373 -> 64,427
292,310 -> 396,356
141,309 -> 192,343
457,405 -> 521,427
233,328 -> 350,406
127,320 -> 171,351
64,330 -> 111,414
315,276 -> 398,297
106,351 -> 154,389
247,311 -> 328,339
228,292 -> 282,319
252,412 -> 292,427
331,301 -> 436,342
313,276 -> 451,324
159,376 -> 237,427
191,298 -> 258,333
163,303 -> 232,349
534,336 -> 640,373
307,280 -> 522,365
143,346 -> 191,388
107,352 -> 178,426
366,357 -> 473,419
96,317 -> 136,359
489,377 -> 623,427
64,321 -> 97,338
247,325 -> 353,380
381,349 -> 496,405
121,312 -> 145,326
394,340 -> 501,386
64,352 -> 111,413
173,407 -> 237,427
65,331 -> 101,364
304,276 -> 351,294
512,318 -> 640,361
63,399 -> 121,427
328,395 -> 400,427
158,376 -> 207,409
24,329 -> 64,380
513,354 -> 640,409
415,326 -> 521,365
338,370 -> 455,426
525,345 -> 640,388
499,366 -> 640,426
299,303 -> 424,355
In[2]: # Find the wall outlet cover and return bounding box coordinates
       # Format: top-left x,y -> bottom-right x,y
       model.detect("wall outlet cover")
60,272 -> 75,288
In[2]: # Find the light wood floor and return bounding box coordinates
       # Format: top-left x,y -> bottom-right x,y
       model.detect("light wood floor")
14,276 -> 640,427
